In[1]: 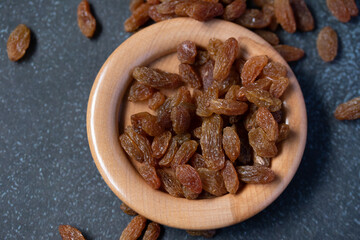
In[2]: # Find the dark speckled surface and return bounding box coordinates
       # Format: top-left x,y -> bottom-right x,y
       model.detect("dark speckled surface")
0,1 -> 359,239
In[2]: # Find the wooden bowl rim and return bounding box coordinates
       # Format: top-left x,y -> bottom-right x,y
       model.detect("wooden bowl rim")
86,18 -> 307,230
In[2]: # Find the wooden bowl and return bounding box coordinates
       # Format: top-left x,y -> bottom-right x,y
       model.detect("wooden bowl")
86,18 -> 307,230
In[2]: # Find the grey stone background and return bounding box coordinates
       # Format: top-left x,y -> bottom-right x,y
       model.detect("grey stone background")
0,0 -> 359,239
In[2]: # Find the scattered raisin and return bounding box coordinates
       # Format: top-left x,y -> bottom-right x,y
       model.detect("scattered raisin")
317,26 -> 338,62
143,222 -> 161,240
149,5 -> 175,22
120,203 -> 138,216
326,0 -> 350,23
176,1 -> 224,21
186,229 -> 216,238
58,225 -> 85,240
274,45 -> 304,62
77,0 -> 96,38
277,123 -> 290,142
274,0 -> 296,33
290,0 -> 314,32
7,24 -> 31,61
334,97 -> 360,120
120,215 -> 147,240
343,0 -> 359,17
254,30 -> 280,46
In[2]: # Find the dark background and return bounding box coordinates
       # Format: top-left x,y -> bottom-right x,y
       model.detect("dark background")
0,1 -> 359,239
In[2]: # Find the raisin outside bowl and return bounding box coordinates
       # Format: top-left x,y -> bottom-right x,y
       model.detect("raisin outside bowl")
86,18 -> 307,230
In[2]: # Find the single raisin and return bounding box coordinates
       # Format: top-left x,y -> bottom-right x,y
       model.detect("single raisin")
253,153 -> 271,167
241,55 -> 269,86
221,160 -> 240,194
176,164 -> 202,194
235,9 -> 271,29
343,0 -> 358,17
195,86 -> 219,117
326,0 -> 350,23
58,225 -> 85,240
133,66 -> 183,89
317,26 -> 338,62
262,4 -> 278,31
159,138 -> 180,167
197,168 -> 227,196
130,0 -> 144,13
149,5 -> 175,22
274,0 -> 296,33
244,86 -> 282,112
177,40 -> 197,64
171,140 -> 198,168
186,230 -> 216,238
176,2 -> 224,21
223,126 -> 241,162
120,203 -> 138,216
124,3 -> 150,32
254,30 -> 280,46
179,63 -> 202,88
152,131 -> 172,159
290,0 -> 314,32
138,163 -> 161,189
119,133 -> 144,163
189,153 -> 207,169
256,107 -> 279,141
274,45 -> 304,62
213,38 -> 239,82
236,165 -> 275,183
157,98 -> 173,129
261,61 -> 287,79
148,91 -> 166,110
157,168 -> 184,197
199,59 -> 215,91
334,97 -> 360,120
131,112 -> 164,137
249,127 -> 278,158
77,0 -> 96,38
143,222 -> 161,240
209,99 -> 248,115
277,123 -> 290,142
120,215 -> 147,240
171,104 -> 191,134
269,76 -> 289,98
223,0 -> 247,21
128,82 -> 155,102
7,24 -> 31,61
208,38 -> 223,60
201,114 -> 225,170
125,126 -> 155,166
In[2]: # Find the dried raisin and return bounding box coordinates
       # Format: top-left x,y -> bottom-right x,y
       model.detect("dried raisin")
213,38 -> 239,82
326,0 -> 350,23
176,164 -> 202,194
77,0 -> 96,38
171,140 -> 198,168
119,133 -> 144,163
334,97 -> 360,120
235,9 -> 271,29
128,82 -> 155,102
317,26 -> 338,62
131,112 -> 164,137
152,131 -> 172,159
143,222 -> 161,240
58,225 -> 85,240
241,55 -> 268,86
148,91 -> 166,110
254,30 -> 280,46
256,107 -> 279,141
133,66 -> 183,89
274,0 -> 296,33
249,127 -> 278,157
221,160 -> 240,194
197,168 -> 227,196
177,40 -> 197,64
120,215 -> 147,240
7,24 -> 31,61
157,168 -> 184,197
223,0 -> 247,21
245,86 -> 282,112
139,163 -> 161,189
290,0 -> 314,32
179,63 -> 202,88
236,165 -> 275,183
209,99 -> 248,115
120,203 -> 138,216
124,3 -> 150,32
223,126 -> 241,162
274,45 -> 304,62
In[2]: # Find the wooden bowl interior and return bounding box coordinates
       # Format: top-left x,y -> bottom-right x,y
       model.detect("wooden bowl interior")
87,18 -> 307,230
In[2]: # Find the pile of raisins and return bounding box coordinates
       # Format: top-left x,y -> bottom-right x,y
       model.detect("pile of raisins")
120,37 -> 290,202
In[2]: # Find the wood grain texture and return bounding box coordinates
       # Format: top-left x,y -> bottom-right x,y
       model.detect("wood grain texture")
86,18 -> 307,230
